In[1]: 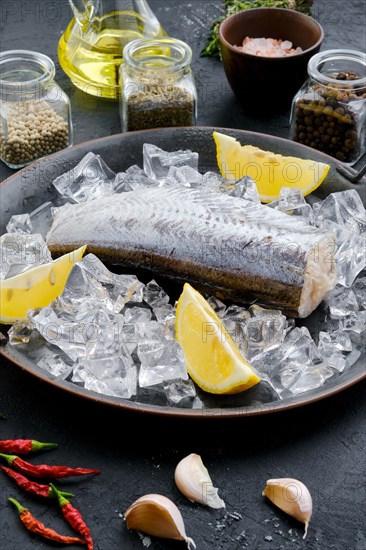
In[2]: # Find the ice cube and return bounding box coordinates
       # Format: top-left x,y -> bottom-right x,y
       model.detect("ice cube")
279,187 -> 306,208
122,321 -> 165,355
143,280 -> 170,309
0,233 -> 52,280
113,172 -> 130,192
285,318 -> 296,335
249,305 -> 283,318
267,187 -> 314,224
162,315 -> 176,340
318,330 -> 352,373
352,277 -> 366,310
245,313 -> 287,359
226,321 -> 247,356
124,306 -> 152,324
61,254 -> 144,313
164,379 -> 197,407
71,361 -> 87,384
164,165 -> 203,188
325,286 -> 359,318
114,170 -> 156,193
228,177 -> 260,203
224,305 -> 251,322
323,349 -> 348,372
73,355 -> 137,399
27,305 -> 84,361
8,323 -> 34,345
52,153 -> 116,203
6,214 -> 33,235
314,190 -> 366,235
251,327 -> 334,398
266,199 -> 281,210
282,364 -> 334,396
313,191 -> 366,286
340,311 -> 366,334
116,165 -> 158,192
138,340 -> 188,387
8,325 -> 75,373
207,296 -> 226,318
325,222 -> 366,287
287,203 -> 314,224
192,396 -> 204,409
29,202 -> 55,238
222,305 -> 250,355
318,330 -> 353,352
202,171 -> 226,191
153,303 -> 175,323
143,144 -> 199,182
85,316 -> 126,359
37,354 -> 73,380
29,302 -> 123,362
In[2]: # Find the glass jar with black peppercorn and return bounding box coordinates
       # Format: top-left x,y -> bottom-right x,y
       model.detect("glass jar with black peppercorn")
120,37 -> 197,132
290,50 -> 366,164
0,50 -> 72,169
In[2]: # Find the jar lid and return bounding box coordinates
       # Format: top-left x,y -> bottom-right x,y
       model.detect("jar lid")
308,49 -> 366,89
122,37 -> 192,73
0,50 -> 56,94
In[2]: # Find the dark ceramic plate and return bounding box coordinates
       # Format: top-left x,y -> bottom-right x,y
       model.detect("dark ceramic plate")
1,127 -> 365,418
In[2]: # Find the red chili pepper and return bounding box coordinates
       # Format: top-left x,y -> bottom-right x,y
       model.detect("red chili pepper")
0,453 -> 101,479
1,466 -> 74,499
8,497 -> 86,545
0,439 -> 57,454
51,484 -> 94,550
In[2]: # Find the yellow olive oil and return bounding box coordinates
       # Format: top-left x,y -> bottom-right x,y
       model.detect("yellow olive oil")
58,11 -> 165,99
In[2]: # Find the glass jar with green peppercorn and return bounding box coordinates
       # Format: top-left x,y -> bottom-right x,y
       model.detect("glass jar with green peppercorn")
0,50 -> 72,169
120,37 -> 197,132
290,50 -> 366,164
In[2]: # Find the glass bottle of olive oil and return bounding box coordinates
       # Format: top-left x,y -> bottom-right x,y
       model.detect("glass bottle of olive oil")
58,0 -> 166,99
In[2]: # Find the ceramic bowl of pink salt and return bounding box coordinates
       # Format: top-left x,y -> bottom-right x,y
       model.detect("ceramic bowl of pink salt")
219,7 -> 324,112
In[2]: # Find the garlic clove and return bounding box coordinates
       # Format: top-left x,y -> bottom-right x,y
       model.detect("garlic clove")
262,478 -> 313,539
175,453 -> 225,509
124,494 -> 196,549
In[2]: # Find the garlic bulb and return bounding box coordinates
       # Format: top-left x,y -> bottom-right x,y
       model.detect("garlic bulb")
124,494 -> 196,549
175,453 -> 225,509
262,478 -> 313,539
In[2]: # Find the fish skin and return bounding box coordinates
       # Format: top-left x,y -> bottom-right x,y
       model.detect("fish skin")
47,187 -> 336,317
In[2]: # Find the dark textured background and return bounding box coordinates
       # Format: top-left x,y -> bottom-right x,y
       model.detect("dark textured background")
1,1 -> 366,549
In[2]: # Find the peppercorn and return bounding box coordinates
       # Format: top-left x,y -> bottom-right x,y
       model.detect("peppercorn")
290,69 -> 365,163
0,102 -> 69,168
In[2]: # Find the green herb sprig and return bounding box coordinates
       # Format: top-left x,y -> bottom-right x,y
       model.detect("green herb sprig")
201,0 -> 313,59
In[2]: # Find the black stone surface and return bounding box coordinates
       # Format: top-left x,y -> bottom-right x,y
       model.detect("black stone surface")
0,1 -> 365,549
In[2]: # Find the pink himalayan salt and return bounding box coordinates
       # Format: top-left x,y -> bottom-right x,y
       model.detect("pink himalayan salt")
234,37 -> 302,57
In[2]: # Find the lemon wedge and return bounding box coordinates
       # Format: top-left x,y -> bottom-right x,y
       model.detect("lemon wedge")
0,245 -> 86,324
213,131 -> 330,203
175,283 -> 260,395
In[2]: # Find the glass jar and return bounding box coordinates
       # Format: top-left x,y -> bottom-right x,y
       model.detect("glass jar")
290,49 -> 366,164
0,50 -> 73,169
120,37 -> 197,132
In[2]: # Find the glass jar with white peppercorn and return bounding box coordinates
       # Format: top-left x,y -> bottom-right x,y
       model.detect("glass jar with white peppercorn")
0,50 -> 72,169
290,50 -> 366,164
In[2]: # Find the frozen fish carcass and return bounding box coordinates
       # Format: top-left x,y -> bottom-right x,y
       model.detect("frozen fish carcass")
47,187 -> 336,318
